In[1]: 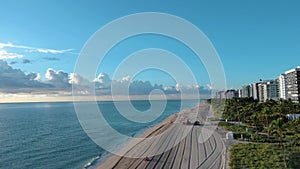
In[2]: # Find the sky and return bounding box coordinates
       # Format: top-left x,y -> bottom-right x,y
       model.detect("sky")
0,0 -> 300,101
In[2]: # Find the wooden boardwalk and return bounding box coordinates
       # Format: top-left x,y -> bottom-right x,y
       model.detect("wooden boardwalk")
98,104 -> 225,169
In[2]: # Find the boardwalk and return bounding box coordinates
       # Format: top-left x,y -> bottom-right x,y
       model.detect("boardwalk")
98,103 -> 225,169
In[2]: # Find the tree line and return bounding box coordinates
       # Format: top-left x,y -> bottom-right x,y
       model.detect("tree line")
218,98 -> 300,168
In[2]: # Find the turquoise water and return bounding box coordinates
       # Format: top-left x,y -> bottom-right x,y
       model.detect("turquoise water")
0,100 -> 199,169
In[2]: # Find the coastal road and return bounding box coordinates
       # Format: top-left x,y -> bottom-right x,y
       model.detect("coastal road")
98,103 -> 225,169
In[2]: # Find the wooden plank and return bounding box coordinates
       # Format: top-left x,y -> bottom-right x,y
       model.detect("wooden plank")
180,126 -> 192,168
190,126 -> 199,169
153,125 -> 183,169
134,125 -> 175,169
171,132 -> 187,169
209,154 -> 222,169
210,133 -> 216,152
197,130 -> 207,165
160,124 -> 186,168
198,134 -> 224,169
145,125 -> 178,169
114,123 -> 172,169
97,103 -> 226,169
204,137 -> 213,158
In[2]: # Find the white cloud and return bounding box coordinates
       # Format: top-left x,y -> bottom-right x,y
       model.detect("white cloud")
174,83 -> 202,93
163,86 -> 175,91
94,73 -> 179,95
121,75 -> 131,82
0,42 -> 74,56
207,84 -> 213,90
45,69 -> 92,89
35,48 -> 73,54
175,83 -> 181,91
0,42 -> 13,49
0,60 -> 51,91
91,73 -> 212,95
0,62 -> 211,97
69,73 -> 91,87
0,50 -> 23,59
34,73 -> 41,81
45,68 -> 70,88
94,73 -> 112,89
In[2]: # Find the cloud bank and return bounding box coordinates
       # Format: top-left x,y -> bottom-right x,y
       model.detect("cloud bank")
0,60 -> 51,93
0,60 -> 211,98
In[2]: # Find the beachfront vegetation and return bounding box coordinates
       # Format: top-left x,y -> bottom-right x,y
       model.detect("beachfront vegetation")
207,98 -> 225,119
216,98 -> 300,168
229,143 -> 300,169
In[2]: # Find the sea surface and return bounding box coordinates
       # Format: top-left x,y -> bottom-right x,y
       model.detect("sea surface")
0,100 -> 200,169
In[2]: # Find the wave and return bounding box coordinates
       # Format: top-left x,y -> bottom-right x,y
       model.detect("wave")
82,155 -> 100,169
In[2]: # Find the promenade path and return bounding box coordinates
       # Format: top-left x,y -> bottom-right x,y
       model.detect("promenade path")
98,103 -> 225,169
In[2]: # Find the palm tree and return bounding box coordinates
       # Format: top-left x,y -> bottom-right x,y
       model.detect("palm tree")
261,106 -> 272,137
270,117 -> 287,168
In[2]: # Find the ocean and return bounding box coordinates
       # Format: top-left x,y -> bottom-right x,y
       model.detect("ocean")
0,100 -> 200,169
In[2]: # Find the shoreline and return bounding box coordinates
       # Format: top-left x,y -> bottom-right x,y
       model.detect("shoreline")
95,101 -> 228,169
0,95 -> 208,104
95,111 -> 180,169
0,98 -> 202,104
83,101 -> 202,169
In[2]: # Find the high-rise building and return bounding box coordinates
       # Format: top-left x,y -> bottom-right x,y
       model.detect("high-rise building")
251,83 -> 259,100
242,85 -> 251,98
249,84 -> 253,98
258,83 -> 266,102
257,80 -> 279,102
285,67 -> 300,103
225,90 -> 239,99
269,79 -> 279,101
216,91 -> 226,99
278,74 -> 287,100
238,89 -> 242,98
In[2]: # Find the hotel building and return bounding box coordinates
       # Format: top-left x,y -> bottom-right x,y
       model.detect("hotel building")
285,67 -> 300,103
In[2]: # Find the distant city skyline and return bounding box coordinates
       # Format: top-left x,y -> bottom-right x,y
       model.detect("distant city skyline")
218,66 -> 300,103
0,1 -> 300,101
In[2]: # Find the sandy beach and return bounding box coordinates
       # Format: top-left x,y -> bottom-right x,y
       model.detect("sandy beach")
96,102 -> 233,169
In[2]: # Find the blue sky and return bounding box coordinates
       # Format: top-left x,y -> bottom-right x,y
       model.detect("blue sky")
0,0 -> 300,91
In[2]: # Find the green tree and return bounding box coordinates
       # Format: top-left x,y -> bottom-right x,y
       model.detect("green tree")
270,117 -> 287,168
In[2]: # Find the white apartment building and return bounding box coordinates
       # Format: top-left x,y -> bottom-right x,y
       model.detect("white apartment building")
251,83 -> 259,100
258,80 -> 279,102
278,74 -> 287,100
285,66 -> 300,103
